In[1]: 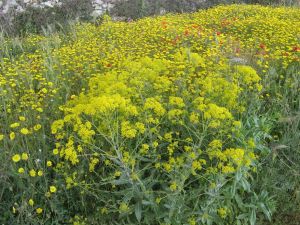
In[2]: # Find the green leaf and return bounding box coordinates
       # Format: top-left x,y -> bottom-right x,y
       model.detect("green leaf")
135,201 -> 142,222
235,194 -> 245,210
259,202 -> 271,221
142,200 -> 153,205
241,177 -> 251,192
236,169 -> 243,182
250,209 -> 256,225
231,181 -> 237,197
237,214 -> 248,220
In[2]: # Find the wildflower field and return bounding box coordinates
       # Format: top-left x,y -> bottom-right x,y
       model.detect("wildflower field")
0,4 -> 299,225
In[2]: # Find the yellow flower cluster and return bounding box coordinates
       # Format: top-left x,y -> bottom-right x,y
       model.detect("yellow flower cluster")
50,48 -> 261,213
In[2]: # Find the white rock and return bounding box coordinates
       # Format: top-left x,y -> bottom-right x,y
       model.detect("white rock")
229,57 -> 247,64
0,0 -> 120,19
41,1 -> 54,8
16,5 -> 25,12
91,9 -> 103,18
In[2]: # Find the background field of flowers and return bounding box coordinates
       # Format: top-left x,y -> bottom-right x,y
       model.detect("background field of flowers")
0,1 -> 299,225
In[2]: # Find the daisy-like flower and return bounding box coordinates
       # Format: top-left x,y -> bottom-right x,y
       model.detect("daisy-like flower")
21,153 -> 29,160
29,169 -> 36,177
28,199 -> 34,206
49,186 -> 57,193
18,167 -> 25,174
12,154 -> 21,162
36,208 -> 43,214
20,128 -> 29,135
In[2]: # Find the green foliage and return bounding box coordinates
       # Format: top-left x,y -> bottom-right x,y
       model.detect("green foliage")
254,62 -> 300,225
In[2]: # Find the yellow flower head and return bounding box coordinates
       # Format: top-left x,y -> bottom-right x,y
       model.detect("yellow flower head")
119,202 -> 129,212
50,186 -> 57,193
53,149 -> 59,155
19,116 -> 26,121
10,132 -> 16,140
10,123 -> 20,128
34,124 -> 42,131
20,128 -> 29,135
170,182 -> 177,191
12,154 -> 21,163
28,199 -> 34,206
218,207 -> 227,218
18,167 -> 25,174
21,153 -> 29,160
29,169 -> 36,177
36,208 -> 43,214
47,161 -> 53,167
38,170 -> 43,176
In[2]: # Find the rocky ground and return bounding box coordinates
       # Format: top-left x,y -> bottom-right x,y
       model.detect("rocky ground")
0,0 -> 118,17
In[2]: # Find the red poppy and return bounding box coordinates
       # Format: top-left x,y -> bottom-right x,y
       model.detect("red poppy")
221,19 -> 230,27
292,46 -> 300,52
259,43 -> 266,49
171,36 -> 180,45
184,29 -> 190,36
282,52 -> 289,57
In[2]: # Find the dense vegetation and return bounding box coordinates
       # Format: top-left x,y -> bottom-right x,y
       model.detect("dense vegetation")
0,4 -> 299,225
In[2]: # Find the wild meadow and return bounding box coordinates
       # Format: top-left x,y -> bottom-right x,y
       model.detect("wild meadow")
0,4 -> 299,225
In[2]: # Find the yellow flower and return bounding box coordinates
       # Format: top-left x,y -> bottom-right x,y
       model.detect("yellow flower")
12,154 -> 21,163
36,208 -> 43,214
29,169 -> 36,177
188,217 -> 197,225
34,124 -> 42,131
21,153 -> 29,160
53,149 -> 59,155
121,121 -> 137,139
38,170 -> 43,176
28,199 -> 34,206
218,207 -> 227,218
0,134 -> 4,141
19,116 -> 26,121
101,207 -> 108,214
10,132 -> 16,140
119,202 -> 129,212
155,197 -> 162,204
114,171 -> 121,177
50,186 -> 57,193
170,182 -> 177,191
10,123 -> 20,128
18,167 -> 25,174
47,161 -> 52,167
41,88 -> 48,94
20,128 -> 29,135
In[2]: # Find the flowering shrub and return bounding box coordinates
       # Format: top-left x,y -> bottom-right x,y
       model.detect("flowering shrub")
0,4 -> 299,225
51,52 -> 261,224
